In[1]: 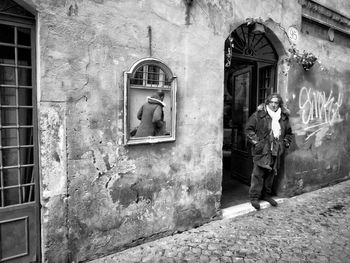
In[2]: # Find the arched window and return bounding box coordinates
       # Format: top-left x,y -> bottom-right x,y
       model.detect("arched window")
228,24 -> 278,61
124,58 -> 177,145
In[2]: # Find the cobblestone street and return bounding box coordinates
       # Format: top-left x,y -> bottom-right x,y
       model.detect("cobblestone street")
91,180 -> 350,263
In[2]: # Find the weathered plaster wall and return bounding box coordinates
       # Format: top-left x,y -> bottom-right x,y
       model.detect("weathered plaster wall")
33,0 -> 226,261
277,10 -> 350,195
39,103 -> 68,262
314,0 -> 350,17
27,0 -> 350,261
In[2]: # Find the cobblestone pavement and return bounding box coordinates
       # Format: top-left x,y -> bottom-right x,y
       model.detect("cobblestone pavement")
91,180 -> 350,263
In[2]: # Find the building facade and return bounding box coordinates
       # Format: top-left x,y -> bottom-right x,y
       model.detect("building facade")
0,0 -> 349,262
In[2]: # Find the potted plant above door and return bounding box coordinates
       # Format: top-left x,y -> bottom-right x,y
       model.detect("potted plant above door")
245,17 -> 319,72
285,45 -> 318,71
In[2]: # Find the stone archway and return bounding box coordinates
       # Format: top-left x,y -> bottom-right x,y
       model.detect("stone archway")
221,22 -> 287,208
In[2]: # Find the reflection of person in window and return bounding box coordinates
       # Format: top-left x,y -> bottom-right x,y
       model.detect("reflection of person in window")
134,90 -> 166,137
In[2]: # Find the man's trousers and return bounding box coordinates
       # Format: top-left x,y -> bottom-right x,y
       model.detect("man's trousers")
249,158 -> 277,200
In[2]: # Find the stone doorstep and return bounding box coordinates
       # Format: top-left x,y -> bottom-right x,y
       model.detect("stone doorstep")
222,198 -> 286,219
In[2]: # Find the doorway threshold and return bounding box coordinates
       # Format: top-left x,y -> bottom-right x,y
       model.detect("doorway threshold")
222,198 -> 286,219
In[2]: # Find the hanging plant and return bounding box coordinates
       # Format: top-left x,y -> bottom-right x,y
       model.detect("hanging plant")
284,44 -> 318,71
243,17 -> 320,71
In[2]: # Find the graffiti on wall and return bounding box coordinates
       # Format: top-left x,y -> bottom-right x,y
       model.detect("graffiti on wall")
298,86 -> 343,145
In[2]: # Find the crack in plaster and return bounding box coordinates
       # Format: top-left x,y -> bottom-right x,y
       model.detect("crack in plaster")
80,146 -> 136,185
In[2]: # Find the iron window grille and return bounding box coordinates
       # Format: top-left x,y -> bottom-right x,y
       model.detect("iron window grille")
130,64 -> 172,88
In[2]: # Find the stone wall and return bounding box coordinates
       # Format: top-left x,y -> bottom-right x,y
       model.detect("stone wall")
280,61 -> 350,196
18,0 -> 350,261
34,0 -> 225,261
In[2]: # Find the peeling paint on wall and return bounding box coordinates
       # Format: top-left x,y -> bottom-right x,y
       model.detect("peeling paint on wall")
29,0 -> 350,261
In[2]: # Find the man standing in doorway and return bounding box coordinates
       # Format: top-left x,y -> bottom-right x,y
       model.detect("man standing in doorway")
245,93 -> 293,210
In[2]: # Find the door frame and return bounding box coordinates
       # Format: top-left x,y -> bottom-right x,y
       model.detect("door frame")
0,3 -> 40,262
225,56 -> 278,184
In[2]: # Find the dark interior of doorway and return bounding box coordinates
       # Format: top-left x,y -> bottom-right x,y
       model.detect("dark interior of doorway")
221,155 -> 250,208
221,62 -> 277,208
220,61 -> 254,209
221,23 -> 279,209
221,61 -> 253,208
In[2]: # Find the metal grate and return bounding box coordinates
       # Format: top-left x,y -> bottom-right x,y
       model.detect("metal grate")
130,64 -> 172,88
228,24 -> 277,61
0,23 -> 34,207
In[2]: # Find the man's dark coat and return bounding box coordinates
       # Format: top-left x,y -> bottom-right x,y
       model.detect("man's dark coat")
245,104 -> 293,170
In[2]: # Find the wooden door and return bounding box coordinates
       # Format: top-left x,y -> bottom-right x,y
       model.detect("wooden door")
229,66 -> 255,184
0,3 -> 39,262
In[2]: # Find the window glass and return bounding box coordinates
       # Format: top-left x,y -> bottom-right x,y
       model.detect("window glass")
18,48 -> 31,66
0,24 -> 14,44
0,66 -> 16,85
20,166 -> 33,184
258,65 -> 275,104
18,68 -> 32,86
19,128 -> 33,145
18,108 -> 32,125
21,185 -> 35,202
3,168 -> 18,186
17,27 -> 31,46
124,59 -> 176,144
2,148 -> 18,166
1,108 -> 17,126
130,67 -> 144,85
18,88 -> 32,105
147,65 -> 160,85
0,87 -> 16,105
0,9 -> 36,217
4,188 -> 20,206
1,128 -> 17,146
128,88 -> 172,137
20,147 -> 33,165
0,45 -> 15,64
232,70 -> 250,151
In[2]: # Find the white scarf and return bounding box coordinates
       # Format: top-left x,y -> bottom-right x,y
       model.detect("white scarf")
147,96 -> 166,107
266,106 -> 281,139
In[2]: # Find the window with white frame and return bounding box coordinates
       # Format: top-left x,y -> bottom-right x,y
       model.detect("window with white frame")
124,58 -> 177,145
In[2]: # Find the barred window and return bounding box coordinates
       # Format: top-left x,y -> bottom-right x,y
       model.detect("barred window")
130,64 -> 172,87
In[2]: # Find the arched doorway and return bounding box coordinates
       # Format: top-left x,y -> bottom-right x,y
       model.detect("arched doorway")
222,23 -> 279,208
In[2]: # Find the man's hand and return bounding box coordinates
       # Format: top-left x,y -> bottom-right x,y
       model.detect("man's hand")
283,139 -> 290,148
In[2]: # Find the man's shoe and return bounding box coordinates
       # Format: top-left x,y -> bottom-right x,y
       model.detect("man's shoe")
251,199 -> 260,210
263,196 -> 278,207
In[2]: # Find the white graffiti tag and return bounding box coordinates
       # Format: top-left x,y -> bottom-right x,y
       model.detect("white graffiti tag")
299,86 -> 343,141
